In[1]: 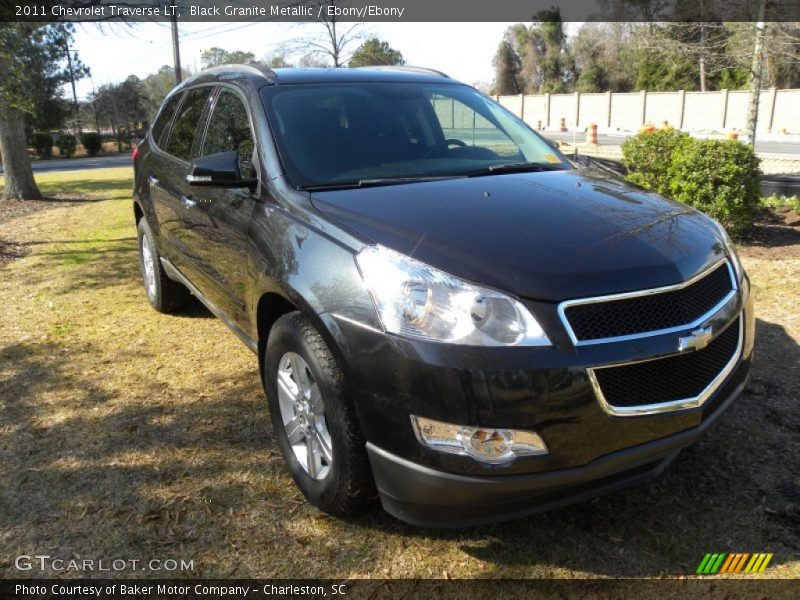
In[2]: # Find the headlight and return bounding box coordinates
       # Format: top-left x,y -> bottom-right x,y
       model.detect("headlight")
713,220 -> 744,282
355,245 -> 551,346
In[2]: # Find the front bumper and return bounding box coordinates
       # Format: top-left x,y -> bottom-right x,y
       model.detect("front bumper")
318,276 -> 754,525
366,376 -> 746,527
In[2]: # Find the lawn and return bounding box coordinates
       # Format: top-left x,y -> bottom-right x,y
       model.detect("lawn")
0,168 -> 798,580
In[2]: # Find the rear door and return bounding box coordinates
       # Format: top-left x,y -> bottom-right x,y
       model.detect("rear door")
180,86 -> 259,328
151,86 -> 215,273
146,91 -> 184,261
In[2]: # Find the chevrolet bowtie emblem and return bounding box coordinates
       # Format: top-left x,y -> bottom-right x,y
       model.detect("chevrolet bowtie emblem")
678,326 -> 714,351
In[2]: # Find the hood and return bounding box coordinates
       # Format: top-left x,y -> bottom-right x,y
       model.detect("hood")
310,169 -> 726,302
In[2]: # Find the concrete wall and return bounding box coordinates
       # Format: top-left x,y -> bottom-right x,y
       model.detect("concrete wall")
495,88 -> 799,134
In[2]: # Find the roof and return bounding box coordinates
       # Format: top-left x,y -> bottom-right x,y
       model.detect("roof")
178,64 -> 458,90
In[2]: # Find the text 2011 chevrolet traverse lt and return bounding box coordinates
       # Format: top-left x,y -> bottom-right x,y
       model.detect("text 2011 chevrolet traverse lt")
132,65 -> 753,526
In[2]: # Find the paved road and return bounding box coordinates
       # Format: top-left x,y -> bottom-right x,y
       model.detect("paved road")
0,153 -> 132,174
540,131 -> 800,156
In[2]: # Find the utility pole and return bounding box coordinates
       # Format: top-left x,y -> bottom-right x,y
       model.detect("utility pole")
64,34 -> 81,134
745,0 -> 767,146
170,0 -> 182,86
698,0 -> 707,92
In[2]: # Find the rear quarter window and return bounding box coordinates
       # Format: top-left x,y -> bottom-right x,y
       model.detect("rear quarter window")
150,92 -> 183,149
164,86 -> 214,161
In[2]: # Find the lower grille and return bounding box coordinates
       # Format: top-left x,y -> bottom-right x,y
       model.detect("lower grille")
591,316 -> 741,413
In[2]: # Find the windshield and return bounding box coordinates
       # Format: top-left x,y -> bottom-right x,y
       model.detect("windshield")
260,82 -> 569,189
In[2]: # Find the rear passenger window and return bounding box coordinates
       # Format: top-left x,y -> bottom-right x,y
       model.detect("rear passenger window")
150,92 -> 183,148
201,89 -> 256,179
165,87 -> 213,161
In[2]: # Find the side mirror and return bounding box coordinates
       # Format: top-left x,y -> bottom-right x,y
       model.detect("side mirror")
186,151 -> 257,189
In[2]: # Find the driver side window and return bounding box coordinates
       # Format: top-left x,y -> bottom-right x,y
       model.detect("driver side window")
201,89 -> 257,179
430,94 -> 520,158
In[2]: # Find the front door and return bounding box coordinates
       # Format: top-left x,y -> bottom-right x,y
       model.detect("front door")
180,87 -> 259,329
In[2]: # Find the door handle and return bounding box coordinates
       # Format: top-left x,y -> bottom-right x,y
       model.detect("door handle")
182,196 -> 197,208
148,175 -> 159,186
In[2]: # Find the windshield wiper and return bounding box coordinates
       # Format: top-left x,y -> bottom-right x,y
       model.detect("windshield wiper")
298,175 -> 465,192
468,162 -> 565,177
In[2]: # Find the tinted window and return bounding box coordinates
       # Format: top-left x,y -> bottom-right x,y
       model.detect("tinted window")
150,92 -> 183,148
260,83 -> 566,188
432,94 -> 521,159
201,89 -> 256,179
165,87 -> 212,161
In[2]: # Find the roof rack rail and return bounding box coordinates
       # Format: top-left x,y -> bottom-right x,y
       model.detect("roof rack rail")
221,62 -> 277,79
191,62 -> 277,82
356,65 -> 450,78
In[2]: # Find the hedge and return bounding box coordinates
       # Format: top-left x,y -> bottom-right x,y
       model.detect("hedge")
622,129 -> 761,235
81,132 -> 103,157
31,132 -> 53,159
57,134 -> 77,158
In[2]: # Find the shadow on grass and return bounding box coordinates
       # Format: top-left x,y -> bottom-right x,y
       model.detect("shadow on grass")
22,237 -> 137,245
37,178 -> 134,198
0,338 -> 272,573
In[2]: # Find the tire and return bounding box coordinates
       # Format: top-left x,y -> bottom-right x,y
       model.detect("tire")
264,311 -> 374,516
137,217 -> 190,313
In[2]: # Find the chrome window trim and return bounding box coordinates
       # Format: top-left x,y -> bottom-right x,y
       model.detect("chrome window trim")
558,259 -> 738,346
588,315 -> 743,417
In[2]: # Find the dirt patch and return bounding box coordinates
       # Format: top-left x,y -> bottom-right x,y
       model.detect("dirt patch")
739,206 -> 800,259
0,238 -> 27,263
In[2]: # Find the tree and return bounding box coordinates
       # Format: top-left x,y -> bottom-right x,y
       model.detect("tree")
506,9 -> 575,94
140,65 -> 189,121
348,38 -> 404,67
1,23 -> 87,200
200,47 -> 255,70
492,39 -> 521,94
92,76 -> 147,152
571,22 -> 636,92
281,0 -> 365,67
264,54 -> 293,68
297,53 -> 329,68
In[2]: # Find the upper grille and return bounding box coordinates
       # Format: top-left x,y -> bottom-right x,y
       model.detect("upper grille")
562,261 -> 735,343
592,316 -> 741,409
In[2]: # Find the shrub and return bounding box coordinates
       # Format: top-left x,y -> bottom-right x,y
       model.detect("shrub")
622,127 -> 691,194
669,140 -> 761,236
622,130 -> 762,236
57,134 -> 77,158
761,194 -> 800,213
31,132 -> 53,159
81,132 -> 103,157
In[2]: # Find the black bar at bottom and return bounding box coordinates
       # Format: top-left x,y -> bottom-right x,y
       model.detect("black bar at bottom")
1,579 -> 798,600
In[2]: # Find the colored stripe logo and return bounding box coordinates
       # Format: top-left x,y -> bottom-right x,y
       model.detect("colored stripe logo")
696,553 -> 773,574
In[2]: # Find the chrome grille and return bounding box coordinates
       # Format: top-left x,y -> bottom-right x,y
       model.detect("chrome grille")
559,260 -> 737,346
588,316 -> 743,416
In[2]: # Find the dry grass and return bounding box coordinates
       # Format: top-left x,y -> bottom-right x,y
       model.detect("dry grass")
0,168 -> 798,580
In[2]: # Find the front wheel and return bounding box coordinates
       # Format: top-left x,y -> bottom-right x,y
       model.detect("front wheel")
264,312 -> 373,515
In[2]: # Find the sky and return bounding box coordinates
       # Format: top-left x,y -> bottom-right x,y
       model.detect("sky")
69,22 -> 521,99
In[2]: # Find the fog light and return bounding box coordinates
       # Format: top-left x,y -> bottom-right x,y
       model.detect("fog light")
410,415 -> 548,465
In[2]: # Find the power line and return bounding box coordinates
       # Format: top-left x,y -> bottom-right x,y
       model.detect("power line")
182,21 -> 262,42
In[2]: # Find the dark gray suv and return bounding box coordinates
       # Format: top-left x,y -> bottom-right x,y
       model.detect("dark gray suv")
133,65 -> 753,526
